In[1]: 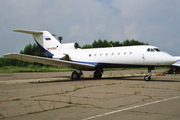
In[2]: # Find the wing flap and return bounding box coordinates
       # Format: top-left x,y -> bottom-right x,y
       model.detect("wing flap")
4,53 -> 95,70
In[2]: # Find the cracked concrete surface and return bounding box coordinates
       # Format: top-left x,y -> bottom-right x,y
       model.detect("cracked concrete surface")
0,69 -> 180,120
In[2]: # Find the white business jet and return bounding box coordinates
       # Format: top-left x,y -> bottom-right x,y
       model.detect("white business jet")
4,30 -> 177,81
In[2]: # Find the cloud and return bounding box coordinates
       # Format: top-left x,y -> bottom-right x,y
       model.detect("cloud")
96,24 -> 106,33
112,0 -> 150,18
0,0 -> 180,57
68,24 -> 107,45
124,23 -> 137,40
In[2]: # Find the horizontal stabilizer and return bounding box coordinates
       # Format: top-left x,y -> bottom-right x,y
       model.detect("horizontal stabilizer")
13,29 -> 56,36
4,53 -> 95,70
13,29 -> 43,34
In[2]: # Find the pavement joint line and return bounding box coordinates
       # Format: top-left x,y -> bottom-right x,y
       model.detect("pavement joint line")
82,96 -> 180,120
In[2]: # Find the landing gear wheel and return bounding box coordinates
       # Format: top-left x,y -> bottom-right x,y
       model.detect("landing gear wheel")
144,69 -> 152,81
168,69 -> 174,74
175,69 -> 179,74
94,71 -> 102,79
144,75 -> 151,81
71,71 -> 80,80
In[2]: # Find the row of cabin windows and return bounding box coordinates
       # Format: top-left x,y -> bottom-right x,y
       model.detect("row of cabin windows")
89,52 -> 132,57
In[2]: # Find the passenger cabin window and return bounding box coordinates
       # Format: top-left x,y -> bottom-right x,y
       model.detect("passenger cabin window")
89,54 -> 91,57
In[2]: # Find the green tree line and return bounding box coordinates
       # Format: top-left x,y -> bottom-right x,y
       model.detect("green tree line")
0,39 -> 148,67
0,43 -> 44,67
81,39 -> 148,49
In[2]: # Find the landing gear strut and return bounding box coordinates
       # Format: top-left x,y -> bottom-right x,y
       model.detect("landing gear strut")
144,69 -> 151,81
71,70 -> 83,80
168,68 -> 180,74
94,69 -> 103,79
175,68 -> 180,74
168,68 -> 174,74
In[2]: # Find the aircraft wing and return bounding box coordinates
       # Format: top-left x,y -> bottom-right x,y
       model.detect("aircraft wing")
172,61 -> 180,67
4,53 -> 95,70
172,63 -> 180,67
172,56 -> 180,67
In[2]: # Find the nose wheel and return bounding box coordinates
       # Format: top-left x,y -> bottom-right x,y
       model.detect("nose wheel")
144,70 -> 151,81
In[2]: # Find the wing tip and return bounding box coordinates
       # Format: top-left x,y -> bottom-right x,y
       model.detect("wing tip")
4,53 -> 16,57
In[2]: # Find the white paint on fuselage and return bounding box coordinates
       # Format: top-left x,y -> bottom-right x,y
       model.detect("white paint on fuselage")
33,30 -> 175,67
60,45 -> 175,66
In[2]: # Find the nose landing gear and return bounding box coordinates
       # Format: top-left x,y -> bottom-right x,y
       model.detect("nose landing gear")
144,69 -> 152,81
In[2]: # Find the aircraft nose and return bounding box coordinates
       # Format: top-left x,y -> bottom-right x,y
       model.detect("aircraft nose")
165,55 -> 177,65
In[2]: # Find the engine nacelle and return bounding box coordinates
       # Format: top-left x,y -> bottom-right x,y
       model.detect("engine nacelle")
59,42 -> 80,50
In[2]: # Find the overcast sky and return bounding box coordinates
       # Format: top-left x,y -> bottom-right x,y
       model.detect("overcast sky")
1,0 -> 180,57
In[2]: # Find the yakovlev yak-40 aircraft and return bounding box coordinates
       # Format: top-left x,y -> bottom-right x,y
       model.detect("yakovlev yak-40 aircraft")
4,30 -> 177,81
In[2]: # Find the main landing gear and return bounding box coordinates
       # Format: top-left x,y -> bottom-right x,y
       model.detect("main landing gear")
71,70 -> 83,80
168,68 -> 180,74
93,70 -> 103,79
71,69 -> 103,80
144,69 -> 152,81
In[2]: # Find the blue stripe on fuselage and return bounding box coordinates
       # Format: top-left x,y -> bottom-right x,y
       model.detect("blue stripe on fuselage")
72,60 -> 155,69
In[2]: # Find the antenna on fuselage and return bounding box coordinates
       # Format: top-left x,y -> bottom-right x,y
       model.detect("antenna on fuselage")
58,36 -> 63,43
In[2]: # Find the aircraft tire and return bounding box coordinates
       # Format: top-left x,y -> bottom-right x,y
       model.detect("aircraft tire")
144,75 -> 151,81
168,69 -> 174,74
175,69 -> 179,74
94,71 -> 102,79
71,71 -> 80,80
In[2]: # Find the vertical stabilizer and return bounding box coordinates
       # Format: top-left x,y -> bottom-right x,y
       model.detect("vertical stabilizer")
13,29 -> 61,58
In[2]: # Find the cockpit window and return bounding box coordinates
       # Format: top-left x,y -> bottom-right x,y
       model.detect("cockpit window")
154,48 -> 161,52
147,48 -> 161,52
151,49 -> 155,52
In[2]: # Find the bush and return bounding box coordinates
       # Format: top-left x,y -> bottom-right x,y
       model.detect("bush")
28,64 -> 35,69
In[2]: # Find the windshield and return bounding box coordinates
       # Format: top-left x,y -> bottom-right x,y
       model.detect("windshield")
147,48 -> 161,52
154,48 -> 161,52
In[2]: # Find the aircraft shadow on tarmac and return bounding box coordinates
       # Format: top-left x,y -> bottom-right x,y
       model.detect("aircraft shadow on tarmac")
30,76 -> 180,83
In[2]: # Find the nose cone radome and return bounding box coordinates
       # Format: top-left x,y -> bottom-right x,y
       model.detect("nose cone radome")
168,57 -> 177,64
164,54 -> 177,65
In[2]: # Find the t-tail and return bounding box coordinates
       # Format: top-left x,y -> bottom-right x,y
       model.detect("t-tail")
13,29 -> 61,58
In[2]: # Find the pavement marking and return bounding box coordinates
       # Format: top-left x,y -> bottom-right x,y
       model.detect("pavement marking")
82,96 -> 180,120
